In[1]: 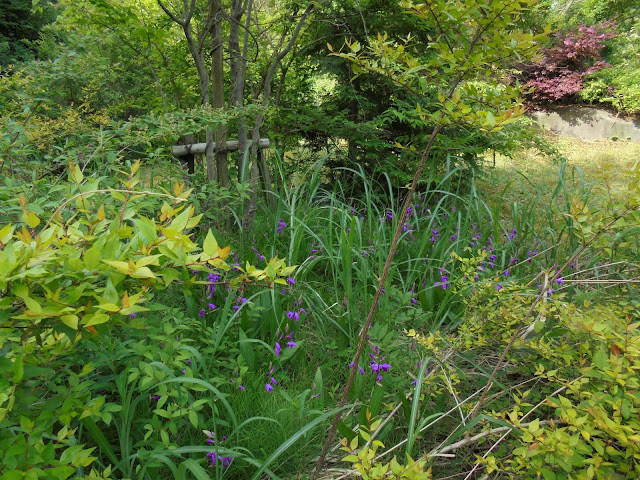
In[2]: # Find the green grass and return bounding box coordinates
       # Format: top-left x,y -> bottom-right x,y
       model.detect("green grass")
479,132 -> 640,208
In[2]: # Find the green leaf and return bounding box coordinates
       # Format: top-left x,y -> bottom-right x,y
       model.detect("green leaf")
13,355 -> 23,382
203,230 -> 219,257
61,314 -> 79,330
83,313 -> 110,327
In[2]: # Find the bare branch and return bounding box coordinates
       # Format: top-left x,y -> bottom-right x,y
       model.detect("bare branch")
156,0 -> 185,26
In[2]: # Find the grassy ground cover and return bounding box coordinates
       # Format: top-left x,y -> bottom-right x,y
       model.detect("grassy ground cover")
479,132 -> 640,206
2,134 -> 640,479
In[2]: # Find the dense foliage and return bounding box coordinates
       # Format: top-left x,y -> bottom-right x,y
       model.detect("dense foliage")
1,0 -> 640,479
522,0 -> 640,113
522,21 -> 616,104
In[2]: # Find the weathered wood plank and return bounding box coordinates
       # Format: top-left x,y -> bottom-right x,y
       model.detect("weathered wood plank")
172,138 -> 270,156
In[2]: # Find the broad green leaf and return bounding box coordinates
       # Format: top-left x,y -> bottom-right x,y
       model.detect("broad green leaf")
83,313 -> 110,327
203,230 -> 219,256
61,314 -> 79,330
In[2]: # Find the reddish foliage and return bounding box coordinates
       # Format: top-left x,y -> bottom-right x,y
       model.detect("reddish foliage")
523,21 -> 617,103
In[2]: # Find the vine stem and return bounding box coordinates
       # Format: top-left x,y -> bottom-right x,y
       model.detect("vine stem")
311,6 -> 500,477
311,120 -> 444,480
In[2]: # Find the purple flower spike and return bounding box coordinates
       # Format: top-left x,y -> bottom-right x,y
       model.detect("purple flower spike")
239,385 -> 245,391
359,367 -> 365,375
275,342 -> 281,357
265,383 -> 274,393
270,377 -> 278,386
199,309 -> 205,318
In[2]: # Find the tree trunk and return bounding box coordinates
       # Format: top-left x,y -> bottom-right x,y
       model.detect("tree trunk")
229,0 -> 252,181
242,3 -> 314,229
211,1 -> 229,187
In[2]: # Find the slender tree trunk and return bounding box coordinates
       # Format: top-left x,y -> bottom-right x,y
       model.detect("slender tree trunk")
242,3 -> 314,229
211,1 -> 229,187
230,0 -> 252,181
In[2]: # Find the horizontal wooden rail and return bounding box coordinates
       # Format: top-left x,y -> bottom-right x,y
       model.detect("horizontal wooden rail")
172,138 -> 270,156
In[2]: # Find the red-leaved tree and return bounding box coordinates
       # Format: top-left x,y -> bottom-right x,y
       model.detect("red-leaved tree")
523,21 -> 617,104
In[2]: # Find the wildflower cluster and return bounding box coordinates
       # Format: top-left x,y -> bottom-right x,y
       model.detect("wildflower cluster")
203,431 -> 233,467
350,340 -> 391,384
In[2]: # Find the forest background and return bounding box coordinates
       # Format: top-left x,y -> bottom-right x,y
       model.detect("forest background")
2,0 -> 640,479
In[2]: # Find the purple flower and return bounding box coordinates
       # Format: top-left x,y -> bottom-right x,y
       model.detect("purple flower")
199,309 -> 205,318
150,395 -> 161,402
265,383 -> 274,393
450,234 -> 457,242
277,219 -> 286,233
287,341 -> 297,349
504,269 -> 510,278
275,342 -> 281,357
359,367 -> 365,375
270,377 -> 278,386
380,363 -> 391,372
239,385 -> 245,391
496,284 -> 503,291
182,368 -> 186,374
411,297 -> 417,304
556,278 -> 564,285
208,303 -> 217,310
287,277 -> 296,285
129,313 -> 137,319
299,307 -> 307,314
206,452 -> 233,467
287,311 -> 300,321
376,375 -> 383,383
